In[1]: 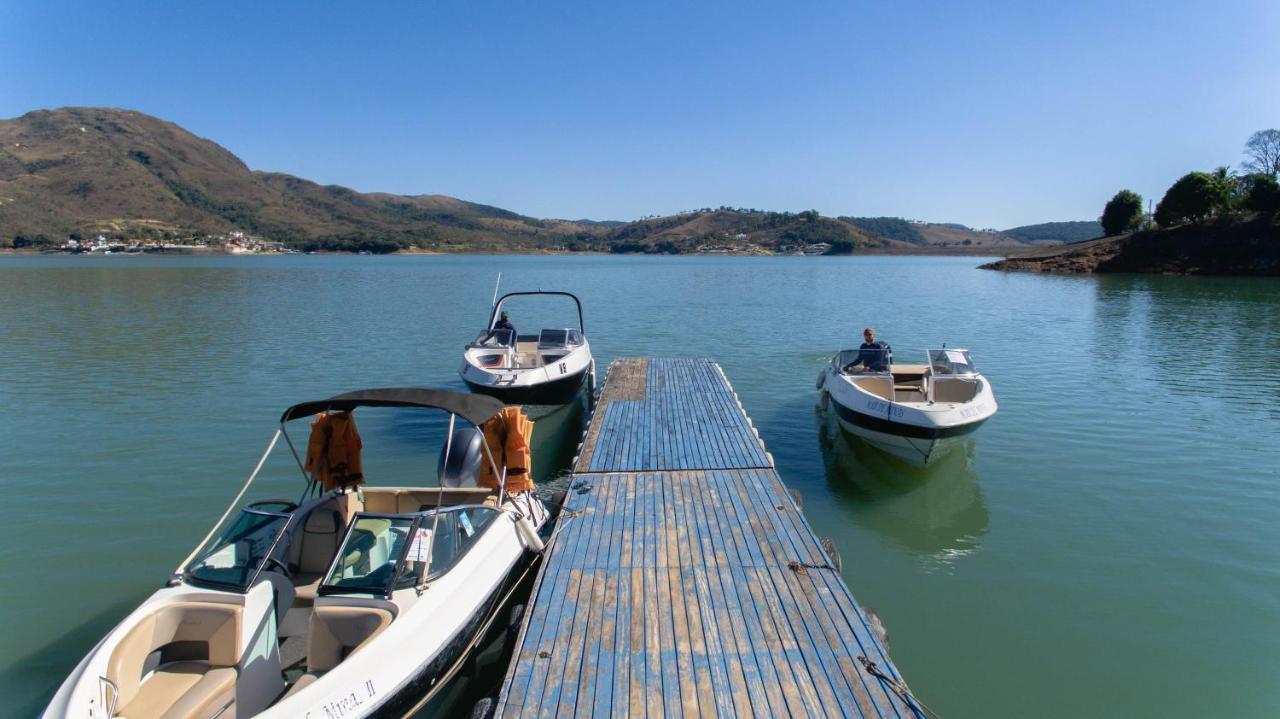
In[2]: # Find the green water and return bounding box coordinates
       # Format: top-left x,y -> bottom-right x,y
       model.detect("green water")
2,255 -> 1278,718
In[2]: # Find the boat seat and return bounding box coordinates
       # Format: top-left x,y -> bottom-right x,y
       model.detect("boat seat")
288,508 -> 342,607
106,602 -> 241,719
116,662 -> 236,719
281,671 -> 320,700
362,487 -> 495,514
279,604 -> 395,701
307,605 -> 393,671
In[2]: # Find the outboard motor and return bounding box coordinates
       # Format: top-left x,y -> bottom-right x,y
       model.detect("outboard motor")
438,427 -> 484,488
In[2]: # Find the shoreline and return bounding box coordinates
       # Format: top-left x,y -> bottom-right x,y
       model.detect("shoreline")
0,246 -> 1010,258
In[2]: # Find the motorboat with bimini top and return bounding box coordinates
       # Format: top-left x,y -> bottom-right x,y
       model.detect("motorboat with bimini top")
817,346 -> 997,465
42,388 -> 550,719
460,291 -> 594,406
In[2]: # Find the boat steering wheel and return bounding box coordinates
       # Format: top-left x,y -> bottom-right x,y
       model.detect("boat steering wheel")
263,556 -> 292,577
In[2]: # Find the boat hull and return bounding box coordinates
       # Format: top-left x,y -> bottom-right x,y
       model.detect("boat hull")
830,398 -> 986,465
820,364 -> 996,466
463,365 -> 589,406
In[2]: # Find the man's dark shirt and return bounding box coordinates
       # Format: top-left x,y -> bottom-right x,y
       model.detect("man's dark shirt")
492,318 -> 517,346
854,340 -> 891,371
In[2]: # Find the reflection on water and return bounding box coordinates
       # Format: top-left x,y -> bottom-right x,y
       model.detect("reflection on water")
528,392 -> 587,486
816,410 -> 987,569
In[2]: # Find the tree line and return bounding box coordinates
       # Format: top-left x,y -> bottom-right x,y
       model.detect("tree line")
1100,129 -> 1280,236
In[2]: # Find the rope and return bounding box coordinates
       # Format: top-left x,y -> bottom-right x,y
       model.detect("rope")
857,654 -> 941,719
787,560 -> 835,574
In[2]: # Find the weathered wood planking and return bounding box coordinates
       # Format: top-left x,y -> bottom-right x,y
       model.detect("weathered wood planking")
576,358 -> 771,474
499,358 -> 920,718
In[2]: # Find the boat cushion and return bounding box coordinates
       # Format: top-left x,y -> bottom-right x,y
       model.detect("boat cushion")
281,671 -> 321,701
116,662 -> 235,719
296,509 -> 342,576
291,572 -> 325,607
361,488 -> 400,514
306,605 -> 394,673
108,603 -> 241,711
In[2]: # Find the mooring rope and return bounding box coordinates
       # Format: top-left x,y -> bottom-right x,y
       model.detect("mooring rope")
857,654 -> 941,719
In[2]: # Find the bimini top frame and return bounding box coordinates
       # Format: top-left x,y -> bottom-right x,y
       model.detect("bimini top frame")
173,387 -> 513,581
280,387 -> 504,427
487,291 -> 585,334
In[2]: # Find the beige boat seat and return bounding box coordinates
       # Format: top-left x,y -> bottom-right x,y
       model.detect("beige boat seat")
282,604 -> 394,700
853,375 -> 895,401
288,508 -> 343,606
362,487 -> 494,514
932,378 -> 980,403
107,602 -> 241,719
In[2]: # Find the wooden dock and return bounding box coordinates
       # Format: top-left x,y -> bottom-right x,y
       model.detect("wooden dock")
495,358 -> 922,718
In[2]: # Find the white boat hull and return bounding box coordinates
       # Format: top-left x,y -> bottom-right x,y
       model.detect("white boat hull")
819,363 -> 997,466
42,497 -> 548,719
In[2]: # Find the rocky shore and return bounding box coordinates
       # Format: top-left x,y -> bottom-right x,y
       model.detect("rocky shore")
980,214 -> 1280,276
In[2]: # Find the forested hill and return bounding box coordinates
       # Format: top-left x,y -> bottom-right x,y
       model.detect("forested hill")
1,107 -> 1095,253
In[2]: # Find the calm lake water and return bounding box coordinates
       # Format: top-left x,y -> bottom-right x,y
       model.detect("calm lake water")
2,254 -> 1278,718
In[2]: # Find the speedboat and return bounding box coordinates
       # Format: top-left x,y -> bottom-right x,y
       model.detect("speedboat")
42,388 -> 549,719
817,347 -> 997,465
460,291 -> 594,406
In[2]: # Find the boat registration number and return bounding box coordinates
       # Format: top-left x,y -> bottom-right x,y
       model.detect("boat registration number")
864,399 -> 904,418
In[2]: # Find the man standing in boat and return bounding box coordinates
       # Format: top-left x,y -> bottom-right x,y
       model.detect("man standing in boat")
845,327 -> 891,372
492,310 -> 517,346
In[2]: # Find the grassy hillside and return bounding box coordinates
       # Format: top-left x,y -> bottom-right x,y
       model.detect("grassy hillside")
1002,220 -> 1100,245
0,107 -> 1093,254
601,208 -> 871,254
0,107 -> 594,251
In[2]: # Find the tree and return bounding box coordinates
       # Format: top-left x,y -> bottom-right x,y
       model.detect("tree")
1242,129 -> 1280,177
1100,189 -> 1143,236
1154,171 -> 1233,227
1240,173 -> 1280,214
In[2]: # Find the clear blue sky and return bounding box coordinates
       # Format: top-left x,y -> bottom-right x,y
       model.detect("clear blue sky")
3,0 -> 1277,228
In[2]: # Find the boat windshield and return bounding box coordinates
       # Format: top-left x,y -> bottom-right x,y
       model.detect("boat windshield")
929,348 -> 977,376
320,514 -> 426,596
834,347 -> 893,374
538,328 -> 583,349
185,501 -> 293,592
473,328 -> 515,348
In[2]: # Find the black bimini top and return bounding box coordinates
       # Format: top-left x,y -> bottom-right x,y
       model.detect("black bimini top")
280,387 -> 505,426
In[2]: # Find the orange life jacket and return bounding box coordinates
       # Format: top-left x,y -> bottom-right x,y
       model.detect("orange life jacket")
479,406 -> 534,493
305,411 -> 365,491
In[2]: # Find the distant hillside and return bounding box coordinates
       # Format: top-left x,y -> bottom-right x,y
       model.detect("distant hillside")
982,213 -> 1280,275
842,217 -> 925,244
0,107 -> 597,251
601,208 -> 872,254
1,107 -> 1092,255
1002,220 -> 1100,245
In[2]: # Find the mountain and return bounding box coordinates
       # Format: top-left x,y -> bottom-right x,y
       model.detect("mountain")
0,107 -> 593,251
1,107 -> 1091,254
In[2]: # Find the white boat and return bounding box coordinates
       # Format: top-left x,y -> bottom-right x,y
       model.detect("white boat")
460,291 -> 594,406
42,388 -> 549,719
817,347 -> 997,465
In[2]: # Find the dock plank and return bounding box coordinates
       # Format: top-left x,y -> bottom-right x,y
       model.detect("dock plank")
496,358 -> 921,719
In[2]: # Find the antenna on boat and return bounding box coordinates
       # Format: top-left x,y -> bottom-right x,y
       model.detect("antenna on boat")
490,272 -> 502,314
